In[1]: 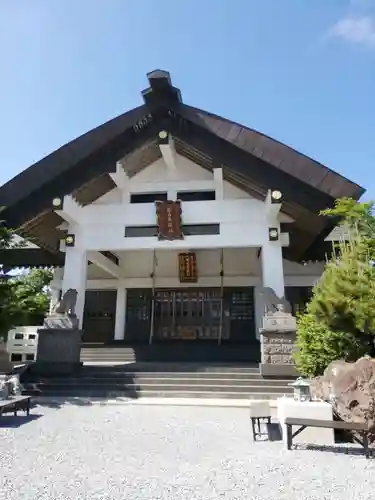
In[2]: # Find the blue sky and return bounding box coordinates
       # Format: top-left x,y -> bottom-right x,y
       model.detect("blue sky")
1,0 -> 374,199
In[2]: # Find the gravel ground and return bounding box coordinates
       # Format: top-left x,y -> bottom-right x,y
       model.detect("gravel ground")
0,402 -> 374,500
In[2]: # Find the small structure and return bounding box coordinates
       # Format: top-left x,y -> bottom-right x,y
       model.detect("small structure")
33,288 -> 83,376
249,402 -> 272,441
277,397 -> 334,448
0,373 -> 22,400
51,288 -> 78,315
259,298 -> 298,377
290,377 -> 311,402
43,288 -> 79,330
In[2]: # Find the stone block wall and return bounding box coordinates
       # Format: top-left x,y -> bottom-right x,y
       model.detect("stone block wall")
260,330 -> 298,377
261,331 -> 296,365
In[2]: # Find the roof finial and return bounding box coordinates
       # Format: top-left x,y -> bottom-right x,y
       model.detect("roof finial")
142,69 -> 182,106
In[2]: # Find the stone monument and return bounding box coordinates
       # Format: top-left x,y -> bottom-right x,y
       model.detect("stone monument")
259,288 -> 298,377
43,288 -> 79,329
32,288 -> 83,376
0,373 -> 23,400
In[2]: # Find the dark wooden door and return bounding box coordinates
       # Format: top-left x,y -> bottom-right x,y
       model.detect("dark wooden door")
223,287 -> 256,343
125,289 -> 152,343
83,290 -> 117,343
174,290 -> 203,339
285,286 -> 313,316
154,288 -> 224,341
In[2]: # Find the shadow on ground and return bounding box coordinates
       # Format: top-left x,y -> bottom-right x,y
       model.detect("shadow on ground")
32,396 -> 132,410
0,414 -> 43,428
296,443 -> 374,458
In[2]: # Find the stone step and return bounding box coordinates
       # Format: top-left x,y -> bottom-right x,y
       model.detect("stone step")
23,388 -> 287,400
81,354 -> 136,357
25,376 -> 293,387
80,363 -> 261,374
23,381 -> 293,393
76,371 -> 267,380
79,345 -> 260,363
81,354 -> 137,362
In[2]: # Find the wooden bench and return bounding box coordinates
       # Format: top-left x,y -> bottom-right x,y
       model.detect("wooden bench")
285,417 -> 371,458
0,395 -> 32,417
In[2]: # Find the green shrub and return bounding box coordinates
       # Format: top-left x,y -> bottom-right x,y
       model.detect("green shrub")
294,197 -> 375,377
293,312 -> 366,377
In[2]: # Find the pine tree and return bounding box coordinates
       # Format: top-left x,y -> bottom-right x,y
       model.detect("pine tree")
311,236 -> 375,345
295,198 -> 375,376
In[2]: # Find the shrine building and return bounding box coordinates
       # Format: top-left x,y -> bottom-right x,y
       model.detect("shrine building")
0,70 -> 365,361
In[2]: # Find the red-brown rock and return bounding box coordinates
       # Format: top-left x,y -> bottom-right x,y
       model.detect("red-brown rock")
311,356 -> 375,443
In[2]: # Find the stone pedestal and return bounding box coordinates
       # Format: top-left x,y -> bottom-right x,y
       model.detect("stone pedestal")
259,309 -> 298,377
43,314 -> 79,330
32,327 -> 83,376
277,398 -> 334,448
260,330 -> 298,377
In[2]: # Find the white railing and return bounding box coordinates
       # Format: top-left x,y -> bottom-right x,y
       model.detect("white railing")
6,326 -> 39,363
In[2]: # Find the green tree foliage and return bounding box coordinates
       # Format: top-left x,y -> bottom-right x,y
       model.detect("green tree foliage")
9,269 -> 53,326
0,223 -> 18,337
321,197 -> 375,234
294,198 -> 375,376
294,313 -> 365,377
0,222 -> 52,339
321,197 -> 375,257
309,238 -> 375,333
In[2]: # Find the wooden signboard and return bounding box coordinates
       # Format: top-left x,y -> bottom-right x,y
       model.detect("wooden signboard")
155,200 -> 183,240
178,252 -> 198,283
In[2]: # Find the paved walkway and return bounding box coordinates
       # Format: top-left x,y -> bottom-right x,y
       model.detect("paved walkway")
32,395 -> 279,414
1,404 -> 373,499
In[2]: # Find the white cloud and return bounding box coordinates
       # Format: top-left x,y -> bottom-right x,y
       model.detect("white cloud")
329,16 -> 375,47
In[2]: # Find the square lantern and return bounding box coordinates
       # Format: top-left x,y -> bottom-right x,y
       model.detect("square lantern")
289,377 -> 311,402
268,227 -> 279,242
52,197 -> 63,210
65,234 -> 75,247
158,130 -> 169,145
270,190 -> 283,204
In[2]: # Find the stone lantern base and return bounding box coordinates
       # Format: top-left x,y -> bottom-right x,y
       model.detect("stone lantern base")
259,309 -> 299,378
259,329 -> 299,377
29,322 -> 83,376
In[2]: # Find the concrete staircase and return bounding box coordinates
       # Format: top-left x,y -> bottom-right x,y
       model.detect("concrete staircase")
22,362 -> 295,400
79,344 -> 262,363
81,347 -> 137,364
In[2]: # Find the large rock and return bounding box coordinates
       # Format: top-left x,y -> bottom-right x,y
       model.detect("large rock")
311,356 -> 375,443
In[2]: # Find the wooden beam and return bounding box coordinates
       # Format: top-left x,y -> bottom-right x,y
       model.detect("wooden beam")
109,162 -> 130,189
264,189 -> 282,221
54,195 -> 82,225
87,251 -> 121,278
158,132 -> 177,170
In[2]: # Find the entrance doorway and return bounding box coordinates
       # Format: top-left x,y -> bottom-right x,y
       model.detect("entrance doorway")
125,286 -> 256,344
83,290 -> 117,343
154,289 -> 226,341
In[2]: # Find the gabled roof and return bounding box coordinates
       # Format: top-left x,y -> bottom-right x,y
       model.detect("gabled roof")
0,69 -> 365,265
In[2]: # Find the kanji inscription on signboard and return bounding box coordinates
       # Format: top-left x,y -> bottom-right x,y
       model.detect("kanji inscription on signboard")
178,252 -> 198,282
155,200 -> 183,240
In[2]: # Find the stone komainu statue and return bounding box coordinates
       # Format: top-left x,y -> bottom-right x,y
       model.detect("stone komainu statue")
259,286 -> 292,315
53,288 -> 78,316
